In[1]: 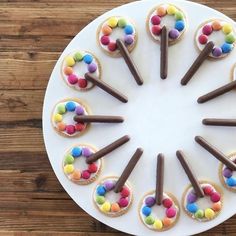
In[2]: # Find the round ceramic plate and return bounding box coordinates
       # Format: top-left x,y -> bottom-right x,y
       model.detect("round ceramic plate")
43,0 -> 236,235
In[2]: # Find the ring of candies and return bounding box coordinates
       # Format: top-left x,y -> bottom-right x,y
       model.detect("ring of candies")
220,153 -> 236,191
99,16 -> 136,53
140,191 -> 179,231
149,4 -> 186,42
197,20 -> 236,58
62,51 -> 100,90
52,99 -> 88,136
63,145 -> 101,185
94,177 -> 132,216
184,182 -> 222,221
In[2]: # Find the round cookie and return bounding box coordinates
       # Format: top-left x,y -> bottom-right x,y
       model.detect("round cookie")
63,144 -> 102,185
195,19 -> 236,59
139,191 -> 180,231
51,98 -> 90,137
97,16 -> 137,57
61,51 -> 101,91
182,181 -> 223,222
219,152 -> 236,192
93,176 -> 133,217
146,3 -> 187,45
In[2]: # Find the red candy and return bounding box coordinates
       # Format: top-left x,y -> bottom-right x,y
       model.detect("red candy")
67,74 -> 78,85
78,78 -> 87,88
203,186 -> 213,196
65,125 -> 76,135
100,35 -> 110,45
108,42 -> 117,51
118,197 -> 129,207
88,163 -> 98,173
166,207 -> 177,218
81,170 -> 91,179
75,123 -> 85,132
198,34 -> 208,44
120,187 -> 130,197
202,24 -> 213,35
152,25 -> 162,36
210,192 -> 221,203
151,15 -> 161,25
162,198 -> 173,208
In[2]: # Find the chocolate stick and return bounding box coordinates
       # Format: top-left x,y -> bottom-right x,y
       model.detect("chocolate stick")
116,39 -> 143,86
197,80 -> 236,104
181,41 -> 214,86
160,26 -> 168,79
86,135 -> 130,164
114,148 -> 143,193
176,150 -> 204,198
203,118 -> 236,126
74,115 -> 124,123
156,153 -> 164,205
85,73 -> 128,103
195,136 -> 236,170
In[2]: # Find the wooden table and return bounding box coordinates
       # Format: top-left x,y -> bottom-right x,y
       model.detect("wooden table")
1,0 -> 236,235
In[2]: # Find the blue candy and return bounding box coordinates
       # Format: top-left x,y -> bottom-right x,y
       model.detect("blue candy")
142,206 -> 151,216
221,43 -> 232,53
175,20 -> 185,31
226,177 -> 236,187
124,25 -> 134,35
96,185 -> 106,196
66,101 -> 76,111
71,147 -> 82,158
83,54 -> 93,64
186,203 -> 198,213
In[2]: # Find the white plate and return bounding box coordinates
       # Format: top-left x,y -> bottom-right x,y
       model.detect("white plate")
43,0 -> 236,235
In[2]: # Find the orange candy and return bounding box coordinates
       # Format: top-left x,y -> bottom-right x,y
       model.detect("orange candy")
162,217 -> 172,227
212,21 -> 222,31
102,25 -> 112,35
212,202 -> 222,211
71,170 -> 81,181
57,122 -> 66,131
111,203 -> 120,212
64,66 -> 73,75
157,6 -> 167,17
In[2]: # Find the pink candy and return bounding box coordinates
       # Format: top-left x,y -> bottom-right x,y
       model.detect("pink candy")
81,170 -> 91,179
67,74 -> 78,85
210,192 -> 221,202
151,15 -> 161,25
65,125 -> 76,135
166,207 -> 177,218
118,197 -> 129,207
202,24 -> 213,35
100,35 -> 110,45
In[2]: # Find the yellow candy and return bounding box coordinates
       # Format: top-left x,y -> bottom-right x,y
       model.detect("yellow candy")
54,113 -> 62,122
153,219 -> 163,230
167,5 -> 177,15
222,23 -> 232,34
205,208 -> 215,219
65,56 -> 75,67
101,202 -> 111,212
64,164 -> 74,174
107,17 -> 118,28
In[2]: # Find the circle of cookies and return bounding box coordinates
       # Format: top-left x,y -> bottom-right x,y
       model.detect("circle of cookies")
139,191 -> 180,231
147,3 -> 187,45
195,19 -> 236,58
61,51 -> 101,91
219,153 -> 236,192
97,16 -> 137,57
183,181 -> 223,222
63,144 -> 102,185
93,176 -> 133,217
51,98 -> 90,137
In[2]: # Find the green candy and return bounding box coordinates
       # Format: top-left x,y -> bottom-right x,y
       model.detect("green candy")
145,215 -> 155,225
225,33 -> 236,44
118,18 -> 127,28
96,196 -> 105,205
64,154 -> 74,164
57,104 -> 66,114
195,209 -> 204,219
175,11 -> 184,20
74,52 -> 84,61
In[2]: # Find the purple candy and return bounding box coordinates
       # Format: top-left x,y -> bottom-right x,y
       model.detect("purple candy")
104,180 -> 115,191
187,192 -> 197,203
124,35 -> 134,45
88,63 -> 97,73
75,106 -> 84,115
82,147 -> 92,157
169,29 -> 180,39
212,47 -> 222,57
223,167 -> 233,178
145,196 -> 155,207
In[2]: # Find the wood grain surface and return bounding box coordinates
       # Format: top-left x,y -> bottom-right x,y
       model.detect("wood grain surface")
0,0 -> 236,235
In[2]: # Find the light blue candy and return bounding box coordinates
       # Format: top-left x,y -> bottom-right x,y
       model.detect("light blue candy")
221,43 -> 232,53
175,20 -> 185,31
71,147 -> 82,158
226,177 -> 236,187
83,54 -> 93,64
186,203 -> 198,213
96,185 -> 106,196
142,206 -> 151,216
124,25 -> 134,35
66,101 -> 76,111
